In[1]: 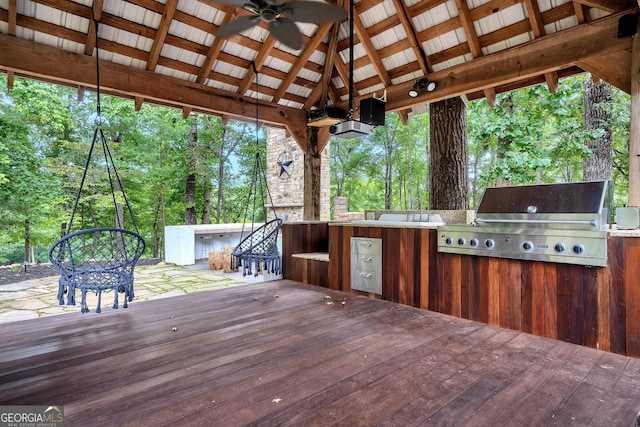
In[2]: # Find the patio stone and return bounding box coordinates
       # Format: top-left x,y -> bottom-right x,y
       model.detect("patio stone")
0,263 -> 250,323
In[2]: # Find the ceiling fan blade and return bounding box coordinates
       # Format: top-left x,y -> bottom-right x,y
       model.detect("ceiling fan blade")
283,1 -> 347,24
270,19 -> 303,50
217,16 -> 261,39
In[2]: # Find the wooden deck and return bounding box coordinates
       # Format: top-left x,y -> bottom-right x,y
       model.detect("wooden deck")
1,280 -> 639,426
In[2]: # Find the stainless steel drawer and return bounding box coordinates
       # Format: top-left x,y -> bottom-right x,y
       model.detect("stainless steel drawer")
351,253 -> 380,272
350,237 -> 382,295
351,237 -> 382,256
350,269 -> 382,294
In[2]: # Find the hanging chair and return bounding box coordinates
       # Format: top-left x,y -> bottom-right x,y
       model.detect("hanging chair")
48,15 -> 145,313
230,63 -> 283,277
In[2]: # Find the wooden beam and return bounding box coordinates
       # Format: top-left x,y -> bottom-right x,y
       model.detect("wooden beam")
390,0 -> 430,74
146,0 -> 178,71
573,1 -> 590,24
77,86 -> 85,102
577,50 -> 632,93
571,0 -> 635,12
272,24 -> 332,104
484,86 -> 496,107
0,34 -> 307,132
134,96 -> 144,111
525,0 -> 562,95
8,0 -> 16,36
7,70 -> 14,90
84,0 -> 103,56
195,8 -> 236,84
397,109 -> 409,125
182,106 -> 192,120
353,6 -> 392,87
238,35 -> 277,96
545,71 -> 559,93
308,21 -> 340,109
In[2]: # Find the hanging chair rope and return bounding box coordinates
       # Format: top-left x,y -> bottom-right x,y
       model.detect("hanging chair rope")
48,12 -> 145,313
232,62 -> 282,277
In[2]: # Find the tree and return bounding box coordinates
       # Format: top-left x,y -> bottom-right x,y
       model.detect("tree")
583,78 -> 613,181
185,115 -> 198,225
371,113 -> 405,209
429,97 -> 468,209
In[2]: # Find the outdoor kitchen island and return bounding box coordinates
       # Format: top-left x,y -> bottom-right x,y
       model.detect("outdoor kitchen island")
282,220 -> 640,358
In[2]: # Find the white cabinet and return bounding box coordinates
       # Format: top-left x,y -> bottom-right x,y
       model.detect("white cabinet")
350,237 -> 382,294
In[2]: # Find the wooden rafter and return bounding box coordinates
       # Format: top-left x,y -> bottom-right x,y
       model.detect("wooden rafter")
8,0 -> 16,35
352,4 -> 392,88
571,0 -> 635,12
272,23 -> 333,104
524,0 -> 559,94
83,0 -> 103,56
572,1 -> 590,23
146,0 -> 178,72
315,21 -> 341,109
455,0 -> 496,105
238,35 -> 277,96
390,0 -> 430,75
195,8 -> 236,84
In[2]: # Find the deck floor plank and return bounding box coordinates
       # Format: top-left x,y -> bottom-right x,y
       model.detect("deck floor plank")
1,279 -> 639,426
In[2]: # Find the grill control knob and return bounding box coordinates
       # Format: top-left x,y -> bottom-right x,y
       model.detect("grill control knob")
445,237 -> 453,245
573,244 -> 585,254
457,238 -> 466,245
485,239 -> 495,248
470,238 -> 479,247
522,241 -> 533,251
555,243 -> 566,253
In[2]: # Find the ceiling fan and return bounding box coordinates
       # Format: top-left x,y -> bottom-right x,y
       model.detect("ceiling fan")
214,0 -> 347,50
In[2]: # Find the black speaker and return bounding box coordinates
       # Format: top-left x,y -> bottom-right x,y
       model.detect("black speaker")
360,98 -> 386,126
618,14 -> 637,39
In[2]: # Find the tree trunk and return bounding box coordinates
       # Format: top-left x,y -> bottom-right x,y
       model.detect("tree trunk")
185,116 -> 198,225
24,220 -> 30,263
429,97 -> 469,210
385,160 -> 393,210
583,78 -> 613,181
495,94 -> 513,187
304,127 -> 321,220
201,187 -> 211,224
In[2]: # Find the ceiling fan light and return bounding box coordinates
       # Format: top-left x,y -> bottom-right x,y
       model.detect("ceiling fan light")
408,88 -> 419,98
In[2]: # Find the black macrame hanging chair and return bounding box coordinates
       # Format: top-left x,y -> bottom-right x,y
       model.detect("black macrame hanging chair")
48,16 -> 145,313
231,63 -> 282,277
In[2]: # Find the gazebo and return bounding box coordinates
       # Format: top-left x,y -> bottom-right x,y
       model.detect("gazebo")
2,1 -> 640,425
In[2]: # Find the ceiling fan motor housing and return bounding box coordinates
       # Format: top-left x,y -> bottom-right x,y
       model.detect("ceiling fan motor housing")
260,8 -> 278,22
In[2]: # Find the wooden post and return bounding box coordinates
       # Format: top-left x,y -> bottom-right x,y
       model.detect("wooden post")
304,127 -> 321,220
628,21 -> 640,207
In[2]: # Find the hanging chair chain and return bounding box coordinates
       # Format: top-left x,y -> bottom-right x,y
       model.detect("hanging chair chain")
240,62 -> 279,234
65,11 -> 140,235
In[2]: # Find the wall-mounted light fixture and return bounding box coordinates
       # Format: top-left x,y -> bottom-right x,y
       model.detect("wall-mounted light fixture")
408,78 -> 437,98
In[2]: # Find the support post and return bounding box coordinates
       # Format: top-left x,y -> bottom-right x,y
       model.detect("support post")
304,127 -> 321,220
629,22 -> 640,207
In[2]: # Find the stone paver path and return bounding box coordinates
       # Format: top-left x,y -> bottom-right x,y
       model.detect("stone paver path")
0,263 -> 250,324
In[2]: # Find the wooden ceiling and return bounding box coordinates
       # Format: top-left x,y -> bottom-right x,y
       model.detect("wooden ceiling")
0,0 -> 637,146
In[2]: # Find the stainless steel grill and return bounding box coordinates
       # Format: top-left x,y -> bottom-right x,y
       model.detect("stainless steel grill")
437,181 -> 611,267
